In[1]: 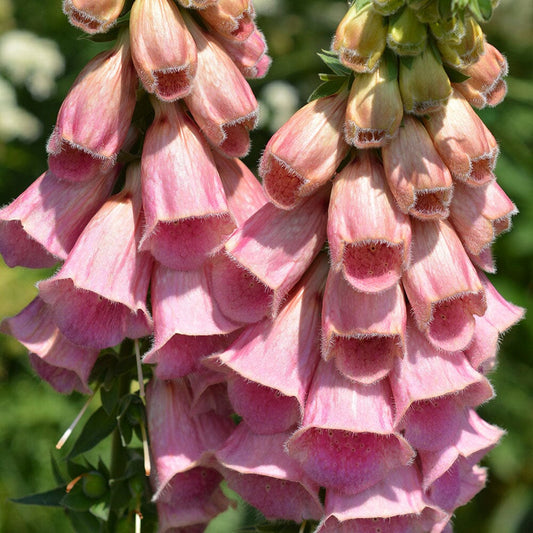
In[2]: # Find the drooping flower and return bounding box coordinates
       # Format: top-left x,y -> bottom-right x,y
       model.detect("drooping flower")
38,163 -> 153,350
140,99 -> 235,271
129,0 -> 198,101
62,0 -> 126,34
46,31 -> 137,182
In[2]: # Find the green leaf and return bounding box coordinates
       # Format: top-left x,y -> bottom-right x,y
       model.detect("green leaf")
444,65 -> 470,83
68,407 -> 116,458
67,510 -> 103,533
101,380 -> 120,416
307,78 -> 347,102
468,0 -> 492,21
67,459 -> 89,479
11,486 -> 67,507
316,51 -> 352,76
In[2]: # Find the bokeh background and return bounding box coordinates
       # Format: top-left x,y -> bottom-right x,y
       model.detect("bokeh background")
0,0 -> 531,531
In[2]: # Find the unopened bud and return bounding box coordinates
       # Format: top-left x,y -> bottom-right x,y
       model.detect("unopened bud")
412,0 -> 440,23
332,2 -> 387,73
430,15 -> 466,45
437,16 -> 485,69
372,0 -> 404,16
399,45 -> 452,114
345,52 -> 403,147
387,6 -> 427,56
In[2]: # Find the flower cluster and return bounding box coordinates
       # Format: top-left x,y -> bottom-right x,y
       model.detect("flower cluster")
0,0 -> 524,532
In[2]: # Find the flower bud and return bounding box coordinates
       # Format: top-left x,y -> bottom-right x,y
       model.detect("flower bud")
344,53 -> 403,148
332,2 -> 387,73
62,0 -> 126,34
372,0 -> 404,16
430,15 -> 466,44
199,0 -> 256,41
437,16 -> 485,69
399,45 -> 452,114
387,6 -> 427,56
454,42 -> 508,108
130,0 -> 197,101
177,0 -> 218,7
412,0 -> 440,23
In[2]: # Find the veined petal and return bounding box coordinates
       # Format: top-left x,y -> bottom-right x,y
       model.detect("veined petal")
211,186 -> 329,323
216,423 -> 323,521
38,164 -> 153,350
0,297 -> 98,394
0,168 -> 117,268
287,358 -> 414,494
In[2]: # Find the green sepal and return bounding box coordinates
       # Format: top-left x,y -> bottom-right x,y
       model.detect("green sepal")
399,54 -> 415,70
89,349 -> 119,387
117,394 -> 145,446
444,65 -> 471,82
468,0 -> 492,21
90,500 -> 111,522
67,459 -> 90,479
66,509 -> 104,533
11,486 -> 67,507
317,50 -> 353,76
308,78 -> 348,102
68,406 -> 117,459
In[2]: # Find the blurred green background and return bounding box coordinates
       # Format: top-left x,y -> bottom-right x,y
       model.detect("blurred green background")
0,0 -> 531,531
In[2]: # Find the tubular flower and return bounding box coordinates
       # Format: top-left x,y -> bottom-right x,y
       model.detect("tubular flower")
259,90 -> 349,209
47,31 -> 137,182
62,0 -> 126,34
38,164 -> 153,350
129,0 -> 198,101
0,0 -> 524,531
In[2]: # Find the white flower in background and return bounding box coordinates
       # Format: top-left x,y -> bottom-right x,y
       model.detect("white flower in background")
0,30 -> 64,100
0,76 -> 41,141
260,80 -> 299,132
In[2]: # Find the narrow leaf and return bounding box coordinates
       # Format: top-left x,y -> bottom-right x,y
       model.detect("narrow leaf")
68,407 -> 116,458
317,51 -> 352,76
12,486 -> 67,507
308,78 -> 347,102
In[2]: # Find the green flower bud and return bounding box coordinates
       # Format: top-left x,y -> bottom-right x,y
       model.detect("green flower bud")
399,45 -> 452,114
372,0 -> 405,16
332,2 -> 387,73
413,0 -> 440,23
437,16 -> 485,68
387,6 -> 428,56
82,471 -> 108,499
430,15 -> 466,44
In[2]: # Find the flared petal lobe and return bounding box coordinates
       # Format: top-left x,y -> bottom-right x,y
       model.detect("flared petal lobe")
0,168 -> 117,268
0,298 -> 98,394
63,0 -> 126,34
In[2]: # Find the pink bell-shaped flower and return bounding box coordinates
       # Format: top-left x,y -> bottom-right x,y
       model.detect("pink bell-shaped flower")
0,298 -> 98,394
38,163 -> 153,350
47,31 -> 137,182
140,100 -> 236,271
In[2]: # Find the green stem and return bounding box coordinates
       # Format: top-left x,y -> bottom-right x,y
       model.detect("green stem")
110,371 -> 131,481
